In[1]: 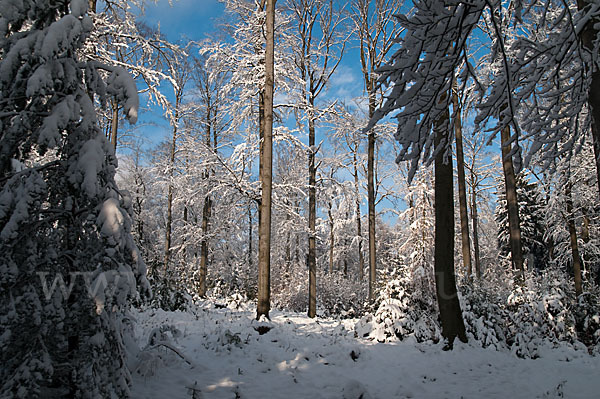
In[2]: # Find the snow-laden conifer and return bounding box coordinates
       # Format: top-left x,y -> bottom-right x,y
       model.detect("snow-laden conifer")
0,1 -> 148,396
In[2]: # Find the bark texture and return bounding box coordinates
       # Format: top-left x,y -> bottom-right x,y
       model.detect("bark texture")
308,111 -> 317,318
257,0 -> 276,320
452,85 -> 472,277
500,124 -> 525,278
433,101 -> 467,346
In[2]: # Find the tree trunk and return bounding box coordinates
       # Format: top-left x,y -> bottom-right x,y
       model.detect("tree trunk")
566,179 -> 583,297
452,83 -> 472,277
164,106 -> 179,271
285,219 -> 292,272
500,124 -> 525,279
307,106 -> 317,318
352,149 -> 365,280
198,196 -> 211,297
367,94 -> 377,303
198,101 -> 214,296
582,212 -> 591,273
433,98 -> 467,347
328,201 -> 335,274
257,0 -> 275,320
577,0 -> 600,199
470,177 -> 482,279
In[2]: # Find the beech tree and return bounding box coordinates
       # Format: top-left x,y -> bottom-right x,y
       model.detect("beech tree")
367,0 -> 473,345
287,0 -> 346,318
258,0 -> 276,320
351,0 -> 404,302
452,78 -> 473,277
163,51 -> 193,273
463,127 -> 497,278
190,54 -> 230,296
329,104 -> 367,280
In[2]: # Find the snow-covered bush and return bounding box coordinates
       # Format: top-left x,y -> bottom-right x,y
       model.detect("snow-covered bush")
272,272 -> 308,314
574,287 -> 600,353
505,270 -> 578,358
460,281 -> 507,350
316,272 -> 367,318
355,266 -> 440,343
148,271 -> 193,312
459,266 -> 600,358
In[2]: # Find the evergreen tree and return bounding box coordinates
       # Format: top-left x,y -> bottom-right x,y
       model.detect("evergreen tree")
0,1 -> 147,396
495,171 -> 549,272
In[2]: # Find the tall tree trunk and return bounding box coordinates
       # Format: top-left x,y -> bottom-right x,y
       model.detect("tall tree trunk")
352,149 -> 365,280
452,83 -> 472,277
470,177 -> 482,279
198,196 -> 211,297
328,201 -> 335,274
500,124 -> 525,279
307,106 -> 317,318
354,0 -> 402,302
433,99 -> 467,347
285,214 -> 292,272
566,179 -> 583,297
343,209 -> 350,278
257,0 -> 275,320
164,105 -> 179,271
198,105 -> 214,296
577,0 -> 600,199
367,93 -> 377,302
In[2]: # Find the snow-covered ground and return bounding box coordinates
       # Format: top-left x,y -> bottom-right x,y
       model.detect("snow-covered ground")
130,303 -> 600,399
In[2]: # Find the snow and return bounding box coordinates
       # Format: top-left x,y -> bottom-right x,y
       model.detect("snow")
97,197 -> 125,245
74,137 -> 105,198
41,15 -> 84,61
130,304 -> 600,399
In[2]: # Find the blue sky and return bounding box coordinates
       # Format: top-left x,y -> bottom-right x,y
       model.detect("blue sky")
129,1 -> 225,146
131,0 -> 367,149
141,0 -> 225,42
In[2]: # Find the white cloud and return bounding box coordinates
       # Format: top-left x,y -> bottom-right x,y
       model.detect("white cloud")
330,66 -> 358,87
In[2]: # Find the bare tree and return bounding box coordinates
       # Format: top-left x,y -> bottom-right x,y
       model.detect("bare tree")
288,0 -> 346,317
351,0 -> 404,302
86,1 -> 179,153
565,175 -> 584,297
190,54 -> 230,296
463,128 -> 496,279
164,54 -> 193,272
329,105 -> 365,279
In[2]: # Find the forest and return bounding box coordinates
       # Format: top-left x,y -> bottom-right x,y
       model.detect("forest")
1,0 -> 600,398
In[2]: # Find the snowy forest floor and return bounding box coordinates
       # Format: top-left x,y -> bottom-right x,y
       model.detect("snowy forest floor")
130,303 -> 600,399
